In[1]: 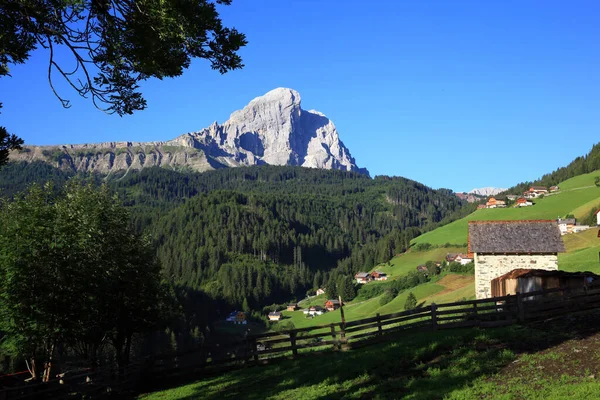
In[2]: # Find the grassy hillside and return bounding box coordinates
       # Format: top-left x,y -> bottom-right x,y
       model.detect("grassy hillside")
560,228 -> 600,273
370,246 -> 466,278
278,273 -> 474,330
138,310 -> 600,400
413,171 -> 600,246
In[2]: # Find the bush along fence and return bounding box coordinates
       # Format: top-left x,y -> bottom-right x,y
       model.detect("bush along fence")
3,284 -> 600,398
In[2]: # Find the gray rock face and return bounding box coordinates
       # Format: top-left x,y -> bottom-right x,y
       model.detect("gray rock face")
10,88 -> 367,175
469,187 -> 508,196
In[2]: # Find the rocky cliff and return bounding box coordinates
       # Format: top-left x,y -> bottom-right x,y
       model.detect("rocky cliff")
11,88 -> 368,175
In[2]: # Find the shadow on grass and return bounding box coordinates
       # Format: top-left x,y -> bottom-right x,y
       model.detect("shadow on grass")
138,310 -> 600,400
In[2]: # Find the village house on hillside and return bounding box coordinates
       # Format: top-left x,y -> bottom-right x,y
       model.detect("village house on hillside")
287,303 -> 299,311
557,218 -> 590,235
454,254 -> 473,265
303,305 -> 325,316
524,186 -> 548,198
316,288 -> 326,296
468,220 -> 565,299
416,264 -> 428,273
485,197 -> 506,209
325,299 -> 341,311
557,218 -> 576,235
268,311 -> 282,321
355,272 -> 372,284
515,197 -> 533,207
550,186 -> 560,192
371,270 -> 388,281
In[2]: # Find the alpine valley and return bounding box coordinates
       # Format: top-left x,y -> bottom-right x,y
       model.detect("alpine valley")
1,88 -> 469,334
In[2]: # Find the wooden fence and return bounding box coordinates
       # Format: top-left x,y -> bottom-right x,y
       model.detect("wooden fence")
4,284 -> 600,398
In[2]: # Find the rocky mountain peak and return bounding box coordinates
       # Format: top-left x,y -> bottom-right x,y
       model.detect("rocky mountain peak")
11,88 -> 367,175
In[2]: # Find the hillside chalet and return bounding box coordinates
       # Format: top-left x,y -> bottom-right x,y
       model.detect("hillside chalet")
287,303 -> 299,311
416,264 -> 428,273
557,218 -> 576,235
550,186 -> 560,192
491,269 -> 599,298
371,270 -> 388,281
486,197 -> 506,209
468,220 -> 565,299
355,272 -> 372,284
454,254 -> 473,265
316,288 -> 326,296
303,306 -> 325,316
268,311 -> 282,321
526,186 -> 548,198
325,299 -> 341,311
515,198 -> 533,207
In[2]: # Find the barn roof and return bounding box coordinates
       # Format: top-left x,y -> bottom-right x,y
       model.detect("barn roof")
468,220 -> 565,254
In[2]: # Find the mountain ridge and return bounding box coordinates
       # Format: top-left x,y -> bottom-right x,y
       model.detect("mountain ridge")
9,88 -> 368,175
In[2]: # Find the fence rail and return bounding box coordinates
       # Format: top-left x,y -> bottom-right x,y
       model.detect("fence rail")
4,284 -> 600,398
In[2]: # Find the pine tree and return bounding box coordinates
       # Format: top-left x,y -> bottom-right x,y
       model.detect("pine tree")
404,292 -> 417,310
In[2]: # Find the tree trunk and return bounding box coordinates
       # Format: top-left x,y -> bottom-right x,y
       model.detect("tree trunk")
42,342 -> 55,382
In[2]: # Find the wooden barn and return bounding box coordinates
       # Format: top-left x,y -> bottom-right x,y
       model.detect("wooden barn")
491,269 -> 600,298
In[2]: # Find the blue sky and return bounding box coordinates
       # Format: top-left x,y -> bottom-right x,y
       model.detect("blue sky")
1,0 -> 599,192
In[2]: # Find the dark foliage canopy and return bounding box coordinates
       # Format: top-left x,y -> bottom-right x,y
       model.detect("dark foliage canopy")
1,0 -> 246,115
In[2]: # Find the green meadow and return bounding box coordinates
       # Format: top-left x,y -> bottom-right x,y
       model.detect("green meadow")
413,171 -> 600,246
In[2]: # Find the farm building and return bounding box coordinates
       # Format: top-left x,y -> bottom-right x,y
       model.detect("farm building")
268,312 -> 282,321
446,253 -> 459,263
550,186 -> 560,192
355,272 -> 372,284
287,303 -> 299,311
485,197 -> 506,209
454,254 -> 473,265
371,270 -> 388,281
325,299 -> 341,311
557,218 -> 576,235
528,186 -> 548,197
595,210 -> 600,226
468,220 -> 565,299
515,198 -> 533,207
306,306 -> 325,315
491,269 -> 599,298
316,288 -> 326,296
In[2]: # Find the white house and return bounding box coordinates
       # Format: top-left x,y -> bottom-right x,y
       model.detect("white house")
596,210 -> 600,226
454,254 -> 473,265
268,312 -> 282,321
557,218 -> 576,235
355,272 -> 371,284
316,288 -> 326,296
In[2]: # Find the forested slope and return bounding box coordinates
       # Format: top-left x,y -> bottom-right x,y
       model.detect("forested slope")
0,163 -> 467,321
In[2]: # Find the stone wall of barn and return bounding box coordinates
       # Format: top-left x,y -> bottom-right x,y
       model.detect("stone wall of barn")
474,253 -> 558,299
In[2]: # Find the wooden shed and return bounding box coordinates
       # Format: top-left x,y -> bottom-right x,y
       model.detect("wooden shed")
491,269 -> 599,298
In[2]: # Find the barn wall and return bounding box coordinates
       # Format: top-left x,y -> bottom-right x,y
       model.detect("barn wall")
474,253 -> 558,299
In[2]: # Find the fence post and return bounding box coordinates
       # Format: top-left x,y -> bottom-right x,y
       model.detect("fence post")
516,292 -> 524,322
330,324 -> 338,351
290,332 -> 298,357
339,295 -> 347,347
376,313 -> 383,336
431,303 -> 438,330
